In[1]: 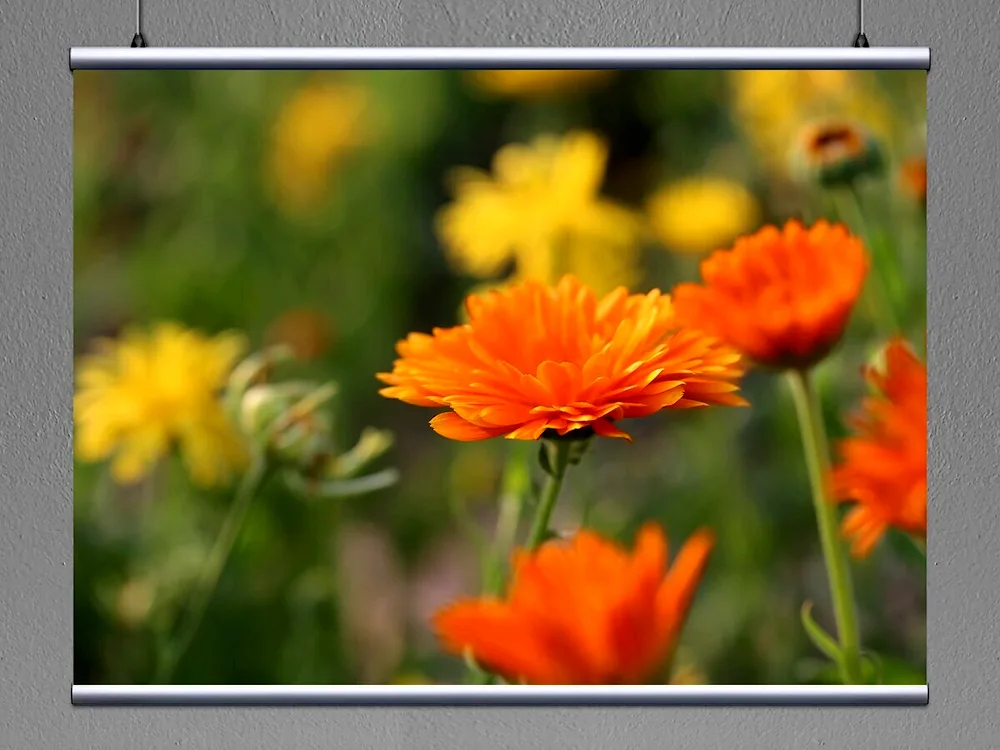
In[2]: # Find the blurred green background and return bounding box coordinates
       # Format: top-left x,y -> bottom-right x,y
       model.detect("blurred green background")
74,68 -> 927,686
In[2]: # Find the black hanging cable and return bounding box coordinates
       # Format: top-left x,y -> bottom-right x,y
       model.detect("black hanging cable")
131,0 -> 147,47
853,0 -> 869,47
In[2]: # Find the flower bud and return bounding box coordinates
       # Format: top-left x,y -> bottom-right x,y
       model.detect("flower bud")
792,120 -> 885,188
228,346 -> 396,498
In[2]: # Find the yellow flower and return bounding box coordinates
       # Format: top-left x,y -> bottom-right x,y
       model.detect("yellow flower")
729,70 -> 895,176
266,77 -> 370,214
646,177 -> 760,254
435,130 -> 644,295
468,70 -> 615,99
74,322 -> 249,487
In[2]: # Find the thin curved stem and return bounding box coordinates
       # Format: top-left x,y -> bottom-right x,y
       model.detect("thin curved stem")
834,188 -> 901,335
786,369 -> 863,685
153,459 -> 268,683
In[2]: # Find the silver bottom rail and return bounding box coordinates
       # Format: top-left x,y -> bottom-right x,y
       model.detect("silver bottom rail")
72,684 -> 929,706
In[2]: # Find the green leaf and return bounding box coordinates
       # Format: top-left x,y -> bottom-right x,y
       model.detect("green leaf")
285,468 -> 399,499
800,601 -> 844,665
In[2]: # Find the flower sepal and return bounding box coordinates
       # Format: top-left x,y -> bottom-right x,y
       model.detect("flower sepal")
225,344 -> 297,415
229,347 -> 397,500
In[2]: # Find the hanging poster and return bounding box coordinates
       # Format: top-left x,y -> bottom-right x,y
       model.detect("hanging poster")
72,64 -> 927,698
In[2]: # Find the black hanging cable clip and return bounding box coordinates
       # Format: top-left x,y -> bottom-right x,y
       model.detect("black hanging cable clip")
852,0 -> 869,46
130,0 -> 148,47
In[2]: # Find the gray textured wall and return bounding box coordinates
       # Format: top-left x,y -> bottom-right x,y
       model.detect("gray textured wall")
2,0 -> 997,747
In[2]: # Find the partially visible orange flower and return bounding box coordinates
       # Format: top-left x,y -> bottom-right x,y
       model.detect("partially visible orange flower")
433,523 -> 714,685
831,338 -> 927,557
672,220 -> 869,370
377,275 -> 746,443
469,70 -> 615,99
899,156 -> 927,202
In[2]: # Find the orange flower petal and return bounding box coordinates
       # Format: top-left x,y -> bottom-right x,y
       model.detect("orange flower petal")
429,412 -> 506,441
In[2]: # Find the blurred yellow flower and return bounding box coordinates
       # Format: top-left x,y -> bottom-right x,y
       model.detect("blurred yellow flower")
74,322 -> 249,487
115,578 -> 155,628
469,70 -> 615,99
435,130 -> 643,295
266,77 -> 370,214
729,70 -> 895,176
646,177 -> 760,254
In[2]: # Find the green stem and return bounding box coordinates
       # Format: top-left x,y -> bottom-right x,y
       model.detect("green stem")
485,442 -> 531,596
786,369 -> 863,685
153,458 -> 269,684
834,187 -> 901,335
526,440 -> 573,551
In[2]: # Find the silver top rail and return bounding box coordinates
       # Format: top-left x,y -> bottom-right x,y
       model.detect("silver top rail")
69,46 -> 931,71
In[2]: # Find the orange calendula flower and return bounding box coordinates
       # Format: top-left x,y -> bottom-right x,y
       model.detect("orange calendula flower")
433,523 -> 714,685
831,339 -> 927,557
377,275 -> 746,442
672,220 -> 869,370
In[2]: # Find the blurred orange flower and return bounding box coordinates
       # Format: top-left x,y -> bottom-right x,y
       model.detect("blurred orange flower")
433,523 -> 714,684
831,338 -> 927,557
899,156 -> 927,202
377,275 -> 746,442
265,307 -> 335,362
672,220 -> 869,370
469,70 -> 615,99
